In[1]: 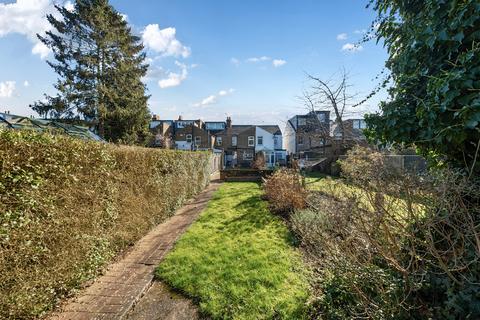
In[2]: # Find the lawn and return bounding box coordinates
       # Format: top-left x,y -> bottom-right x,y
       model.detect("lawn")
303,171 -> 355,198
303,171 -> 425,218
156,182 -> 309,320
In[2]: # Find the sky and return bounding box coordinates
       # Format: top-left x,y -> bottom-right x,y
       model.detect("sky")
0,0 -> 388,127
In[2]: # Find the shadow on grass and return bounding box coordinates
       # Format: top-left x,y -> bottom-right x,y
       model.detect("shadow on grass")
215,193 -> 297,245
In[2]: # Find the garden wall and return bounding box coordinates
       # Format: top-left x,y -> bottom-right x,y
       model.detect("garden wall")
0,130 -> 212,319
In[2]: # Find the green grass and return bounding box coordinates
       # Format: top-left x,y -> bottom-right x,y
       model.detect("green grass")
303,172 -> 354,197
303,172 -> 426,219
156,182 -> 309,320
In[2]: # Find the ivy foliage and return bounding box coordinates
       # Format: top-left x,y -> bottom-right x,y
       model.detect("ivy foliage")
366,0 -> 480,173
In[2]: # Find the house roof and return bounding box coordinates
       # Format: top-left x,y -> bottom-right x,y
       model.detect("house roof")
216,125 -> 253,135
0,112 -> 102,141
216,124 -> 282,136
258,125 -> 281,135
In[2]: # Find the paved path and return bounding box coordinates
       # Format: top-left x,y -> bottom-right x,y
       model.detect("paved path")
49,181 -> 221,320
125,282 -> 199,320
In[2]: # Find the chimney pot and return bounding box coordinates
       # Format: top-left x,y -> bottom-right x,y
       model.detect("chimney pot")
226,116 -> 232,128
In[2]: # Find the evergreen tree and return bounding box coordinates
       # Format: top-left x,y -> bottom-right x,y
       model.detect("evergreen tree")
31,0 -> 151,143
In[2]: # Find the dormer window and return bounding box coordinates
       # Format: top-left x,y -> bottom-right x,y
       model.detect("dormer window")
353,119 -> 366,129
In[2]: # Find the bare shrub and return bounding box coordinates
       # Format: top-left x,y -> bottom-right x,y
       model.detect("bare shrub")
263,169 -> 307,214
293,146 -> 480,319
252,151 -> 266,169
0,130 -> 212,319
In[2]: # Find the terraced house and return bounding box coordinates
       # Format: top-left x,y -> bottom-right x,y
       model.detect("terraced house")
150,115 -> 287,168
284,110 -> 331,159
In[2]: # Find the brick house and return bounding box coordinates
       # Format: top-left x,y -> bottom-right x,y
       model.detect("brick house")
150,115 -> 287,168
150,116 -> 214,151
174,122 -> 214,150
214,117 -> 256,167
331,118 -> 367,142
150,116 -> 174,148
284,110 -> 331,159
213,117 -> 286,168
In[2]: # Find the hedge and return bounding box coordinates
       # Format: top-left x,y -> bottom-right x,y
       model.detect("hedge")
0,129 -> 212,319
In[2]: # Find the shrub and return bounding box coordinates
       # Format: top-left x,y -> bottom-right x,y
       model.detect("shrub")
293,146 -> 480,319
0,129 -> 212,319
263,169 -> 307,214
252,151 -> 266,169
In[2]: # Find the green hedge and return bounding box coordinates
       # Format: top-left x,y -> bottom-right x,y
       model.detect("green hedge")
0,129 -> 212,319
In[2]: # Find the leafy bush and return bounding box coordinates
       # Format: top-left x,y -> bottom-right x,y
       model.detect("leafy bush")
0,129 -> 212,319
263,169 -> 307,214
293,146 -> 480,319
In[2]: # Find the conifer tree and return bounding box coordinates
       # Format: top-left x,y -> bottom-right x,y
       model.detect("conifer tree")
32,0 -> 150,143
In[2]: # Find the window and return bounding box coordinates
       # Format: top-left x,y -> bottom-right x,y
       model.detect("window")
353,119 -> 366,129
257,136 -> 263,145
317,113 -> 326,122
217,136 -> 222,146
248,136 -> 255,146
206,122 -> 225,130
194,136 -> 201,146
186,134 -> 192,143
243,151 -> 253,160
232,135 -> 237,146
298,117 -> 306,126
298,135 -> 304,145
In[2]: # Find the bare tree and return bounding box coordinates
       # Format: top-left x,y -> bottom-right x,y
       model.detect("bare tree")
305,68 -> 362,144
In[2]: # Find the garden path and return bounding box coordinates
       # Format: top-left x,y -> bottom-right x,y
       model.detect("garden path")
49,181 -> 222,320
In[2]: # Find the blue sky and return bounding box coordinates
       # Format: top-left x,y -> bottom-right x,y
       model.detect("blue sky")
0,0 -> 388,126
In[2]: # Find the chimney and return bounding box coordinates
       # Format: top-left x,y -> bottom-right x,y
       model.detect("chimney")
152,114 -> 161,121
178,115 -> 183,121
226,116 -> 232,128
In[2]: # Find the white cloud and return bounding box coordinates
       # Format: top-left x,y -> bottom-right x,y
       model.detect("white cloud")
354,29 -> 367,34
23,80 -> 29,87
64,1 -> 74,12
230,57 -> 240,66
218,88 -> 235,96
0,0 -> 59,59
0,81 -> 16,98
336,33 -> 348,40
272,59 -> 286,67
245,56 -> 286,67
142,24 -> 191,58
198,95 -> 216,106
158,61 -> 188,88
247,56 -> 270,63
143,65 -> 164,81
31,41 -> 50,59
194,88 -> 234,107
341,43 -> 363,52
